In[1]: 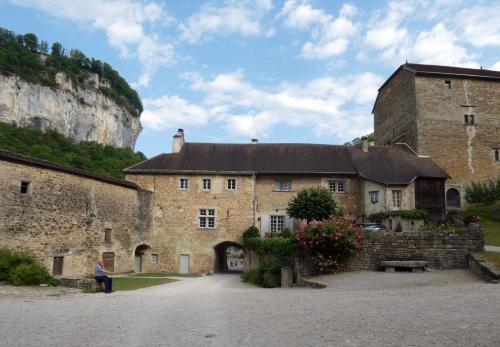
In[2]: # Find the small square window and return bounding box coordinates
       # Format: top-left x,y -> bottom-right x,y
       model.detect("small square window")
151,254 -> 158,264
464,114 -> 475,125
369,191 -> 379,204
227,179 -> 236,190
328,180 -> 346,193
202,179 -> 211,190
20,181 -> 30,194
337,181 -> 345,192
444,80 -> 451,89
180,178 -> 188,190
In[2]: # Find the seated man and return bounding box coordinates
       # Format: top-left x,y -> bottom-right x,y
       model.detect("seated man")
94,260 -> 113,293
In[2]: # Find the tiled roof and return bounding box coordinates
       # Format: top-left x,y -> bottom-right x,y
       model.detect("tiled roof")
0,149 -> 138,189
125,142 -> 448,185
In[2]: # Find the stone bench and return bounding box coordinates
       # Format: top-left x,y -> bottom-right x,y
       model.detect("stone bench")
380,260 -> 428,273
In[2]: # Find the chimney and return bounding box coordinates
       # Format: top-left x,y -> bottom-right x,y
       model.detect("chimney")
361,137 -> 369,152
172,129 -> 185,153
251,138 -> 258,144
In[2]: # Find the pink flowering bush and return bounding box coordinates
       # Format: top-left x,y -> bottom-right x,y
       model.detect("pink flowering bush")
295,217 -> 362,273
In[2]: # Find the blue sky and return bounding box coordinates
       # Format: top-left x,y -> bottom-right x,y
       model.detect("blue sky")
1,0 -> 499,157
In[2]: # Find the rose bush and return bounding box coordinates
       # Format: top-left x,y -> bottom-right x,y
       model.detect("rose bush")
295,217 -> 361,273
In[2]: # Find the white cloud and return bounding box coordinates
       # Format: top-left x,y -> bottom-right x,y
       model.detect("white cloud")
455,5 -> 500,48
167,70 -> 383,141
179,2 -> 273,43
142,95 -> 209,130
491,61 -> 500,71
279,1 -> 358,60
10,0 -> 175,87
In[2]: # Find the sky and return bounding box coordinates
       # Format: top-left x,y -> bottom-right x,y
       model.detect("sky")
1,0 -> 500,157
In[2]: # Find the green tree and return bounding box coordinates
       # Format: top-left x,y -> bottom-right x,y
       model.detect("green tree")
39,40 -> 48,54
51,42 -> 63,57
287,186 -> 337,222
23,33 -> 38,52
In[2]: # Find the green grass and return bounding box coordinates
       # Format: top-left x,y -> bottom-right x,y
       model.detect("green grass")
130,272 -> 201,278
475,251 -> 500,269
481,219 -> 500,247
112,277 -> 176,291
458,202 -> 500,246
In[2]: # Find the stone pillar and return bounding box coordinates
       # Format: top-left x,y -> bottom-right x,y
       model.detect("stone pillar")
281,267 -> 292,288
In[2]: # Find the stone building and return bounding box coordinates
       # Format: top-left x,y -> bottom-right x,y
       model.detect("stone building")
124,130 -> 447,273
373,63 -> 500,208
0,149 -> 153,278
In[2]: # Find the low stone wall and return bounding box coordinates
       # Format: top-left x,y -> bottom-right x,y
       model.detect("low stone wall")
469,253 -> 500,283
297,223 -> 484,278
59,278 -> 103,291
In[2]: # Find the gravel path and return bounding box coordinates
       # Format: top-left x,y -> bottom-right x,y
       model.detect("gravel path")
0,270 -> 499,347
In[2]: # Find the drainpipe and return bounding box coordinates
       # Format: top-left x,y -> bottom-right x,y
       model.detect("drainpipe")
252,173 -> 257,226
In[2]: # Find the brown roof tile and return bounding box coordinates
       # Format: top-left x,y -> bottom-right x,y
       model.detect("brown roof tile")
125,142 -> 448,185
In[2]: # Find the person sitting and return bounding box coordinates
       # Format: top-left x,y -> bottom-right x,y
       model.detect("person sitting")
94,260 -> 113,293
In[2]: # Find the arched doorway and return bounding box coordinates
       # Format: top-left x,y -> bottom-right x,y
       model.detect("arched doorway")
134,244 -> 151,273
214,242 -> 244,273
446,188 -> 460,208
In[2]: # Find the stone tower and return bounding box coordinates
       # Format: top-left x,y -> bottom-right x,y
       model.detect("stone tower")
373,63 -> 500,208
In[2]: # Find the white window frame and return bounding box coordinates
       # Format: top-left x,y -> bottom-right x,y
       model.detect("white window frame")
392,190 -> 402,209
151,254 -> 158,264
274,179 -> 291,192
270,215 -> 285,233
328,180 -> 346,193
198,208 -> 216,229
369,191 -> 379,204
227,179 -> 236,190
179,178 -> 189,190
202,178 -> 211,190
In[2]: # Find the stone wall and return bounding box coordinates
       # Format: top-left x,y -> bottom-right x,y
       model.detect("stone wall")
373,69 -> 418,149
296,223 -> 484,278
0,159 -> 152,278
127,174 -> 255,273
415,76 -> 500,190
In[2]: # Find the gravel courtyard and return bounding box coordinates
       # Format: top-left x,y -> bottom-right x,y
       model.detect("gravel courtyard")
1,270 -> 499,347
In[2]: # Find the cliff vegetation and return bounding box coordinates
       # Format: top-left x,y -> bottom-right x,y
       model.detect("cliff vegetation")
0,28 -> 142,118
0,122 -> 146,179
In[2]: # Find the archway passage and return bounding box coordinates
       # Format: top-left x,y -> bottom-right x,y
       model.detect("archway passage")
214,242 -> 244,273
134,244 -> 151,273
446,188 -> 460,208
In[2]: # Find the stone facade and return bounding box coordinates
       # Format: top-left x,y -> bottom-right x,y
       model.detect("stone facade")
374,65 -> 500,207
0,158 -> 152,278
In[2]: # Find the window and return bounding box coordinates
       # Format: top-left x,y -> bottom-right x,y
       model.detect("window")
202,179 -> 211,190
20,181 -> 30,194
274,179 -> 291,192
392,190 -> 402,209
199,208 -> 215,228
104,228 -> 112,243
446,188 -> 460,208
329,180 -> 346,192
495,149 -> 499,162
151,254 -> 158,264
53,257 -> 63,276
270,215 -> 285,233
464,114 -> 475,125
444,80 -> 451,89
179,178 -> 188,190
369,191 -> 379,204
227,179 -> 236,190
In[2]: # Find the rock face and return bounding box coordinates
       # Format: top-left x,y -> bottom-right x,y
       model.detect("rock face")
0,72 -> 141,149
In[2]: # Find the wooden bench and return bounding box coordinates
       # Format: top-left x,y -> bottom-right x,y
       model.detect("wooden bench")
380,260 -> 428,273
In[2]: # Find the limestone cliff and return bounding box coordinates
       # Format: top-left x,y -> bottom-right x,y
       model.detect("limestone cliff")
0,72 -> 141,149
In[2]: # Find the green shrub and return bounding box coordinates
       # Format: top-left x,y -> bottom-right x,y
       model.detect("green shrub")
0,248 -> 58,286
9,262 -> 52,286
295,217 -> 361,273
368,211 -> 389,221
465,177 -> 500,205
243,226 -> 260,240
287,186 -> 337,222
241,260 -> 281,288
244,236 -> 297,266
399,209 -> 427,219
